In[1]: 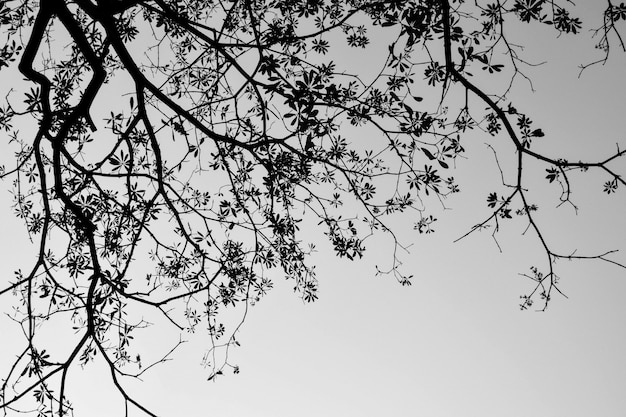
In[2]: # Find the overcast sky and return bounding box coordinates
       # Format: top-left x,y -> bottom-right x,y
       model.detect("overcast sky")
1,2 -> 626,417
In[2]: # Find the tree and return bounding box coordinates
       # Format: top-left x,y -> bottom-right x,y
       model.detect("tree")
0,0 -> 624,415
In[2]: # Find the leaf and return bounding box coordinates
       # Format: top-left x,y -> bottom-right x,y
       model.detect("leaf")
109,155 -> 122,170
545,168 -> 559,183
532,128 -> 545,137
421,147 -> 436,160
475,54 -> 488,64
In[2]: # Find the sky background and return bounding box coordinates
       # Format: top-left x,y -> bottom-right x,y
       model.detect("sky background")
2,2 -> 626,416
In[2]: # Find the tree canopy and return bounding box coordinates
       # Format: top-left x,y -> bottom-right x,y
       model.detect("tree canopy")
0,0 -> 625,415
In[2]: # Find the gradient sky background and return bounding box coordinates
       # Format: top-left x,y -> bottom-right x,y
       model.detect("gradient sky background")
1,2 -> 626,416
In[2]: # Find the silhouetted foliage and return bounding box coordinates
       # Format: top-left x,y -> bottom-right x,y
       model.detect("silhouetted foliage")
0,0 -> 625,415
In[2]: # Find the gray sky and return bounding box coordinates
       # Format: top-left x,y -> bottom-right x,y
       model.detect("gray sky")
1,2 -> 626,416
